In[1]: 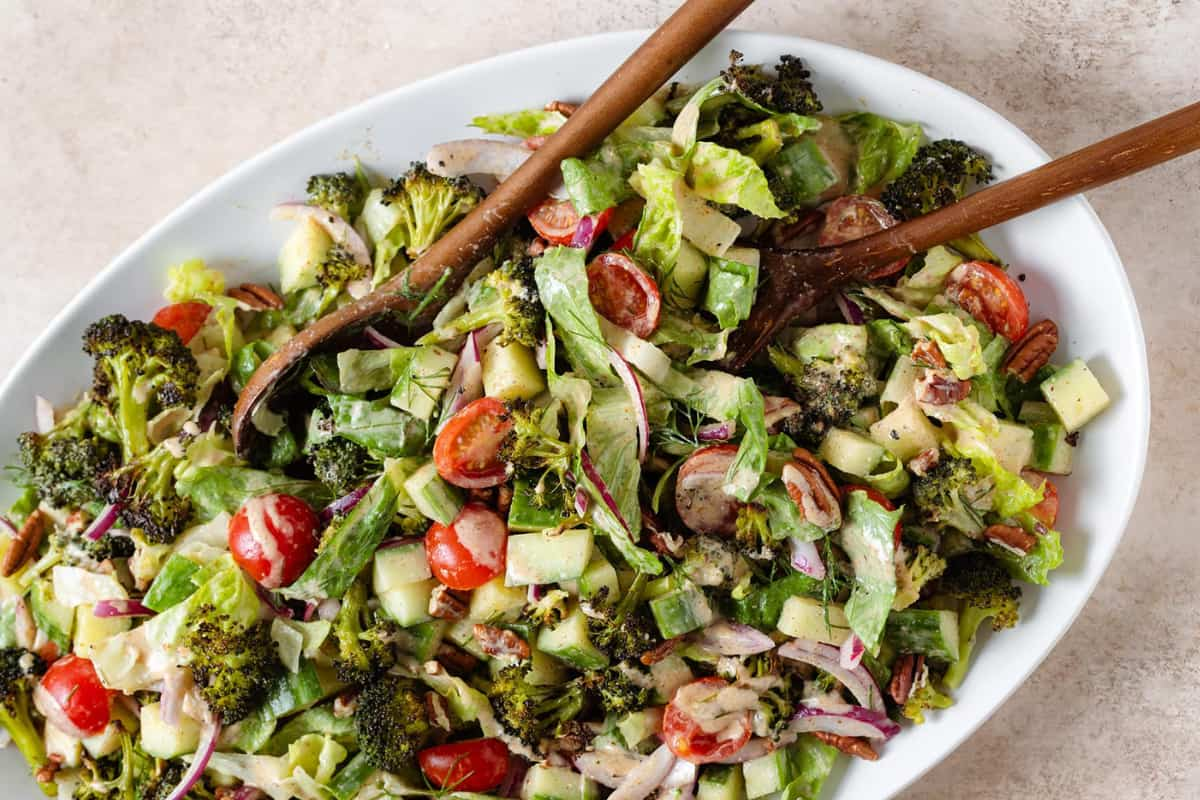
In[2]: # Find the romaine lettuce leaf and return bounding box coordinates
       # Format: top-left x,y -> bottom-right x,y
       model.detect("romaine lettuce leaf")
838,112 -> 923,194
533,246 -> 614,385
688,142 -> 785,218
725,380 -> 768,502
560,157 -> 625,217
780,735 -> 840,800
671,76 -> 727,151
649,311 -> 730,365
327,395 -> 427,457
630,161 -> 685,278
840,490 -> 903,652
704,247 -> 760,330
994,527 -> 1063,585
471,108 -> 566,137
586,387 -> 644,547
904,313 -> 986,380
176,465 -> 331,521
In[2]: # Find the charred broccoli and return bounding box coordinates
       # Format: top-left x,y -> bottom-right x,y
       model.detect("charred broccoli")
901,673 -> 955,724
72,729 -> 151,800
734,504 -> 779,561
96,441 -> 192,544
355,674 -> 433,772
721,51 -> 822,116
939,552 -> 1021,689
496,403 -> 572,510
306,172 -> 366,222
331,578 -> 398,686
893,544 -> 948,610
314,245 -> 370,293
0,648 -> 50,793
488,662 -> 587,748
422,256 -> 543,349
910,454 -> 992,536
769,347 -> 876,446
308,437 -> 382,497
581,665 -> 652,717
382,163 -> 483,258
585,573 -> 660,663
881,139 -> 993,221
82,314 -> 199,460
15,399 -> 118,509
184,603 -> 281,723
678,534 -> 747,589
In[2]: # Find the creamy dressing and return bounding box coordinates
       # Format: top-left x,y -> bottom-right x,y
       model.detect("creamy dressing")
241,495 -> 295,588
453,509 -> 503,572
673,681 -> 760,739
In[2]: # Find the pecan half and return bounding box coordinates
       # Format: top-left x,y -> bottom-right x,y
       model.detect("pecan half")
911,339 -> 947,369
474,624 -> 531,660
527,237 -> 549,256
888,653 -> 925,705
908,447 -> 940,477
1002,320 -> 1058,382
435,643 -> 479,674
1,510 -> 46,578
35,754 -> 62,785
497,484 -> 514,515
812,731 -> 879,761
227,282 -> 284,310
640,636 -> 683,666
429,585 -> 468,620
545,100 -> 579,117
983,523 -> 1037,554
783,448 -> 842,530
915,369 -> 972,405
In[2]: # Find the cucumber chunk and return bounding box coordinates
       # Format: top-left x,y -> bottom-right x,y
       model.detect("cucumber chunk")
279,217 -> 333,294
507,477 -> 569,532
743,747 -> 794,799
141,702 -> 201,759
616,707 -> 664,749
522,763 -> 599,800
378,579 -> 436,627
505,529 -> 594,587
879,355 -> 921,414
482,339 -> 546,402
885,608 -> 960,662
372,543 -> 432,592
699,765 -> 746,800
776,596 -> 850,646
576,554 -> 620,600
404,462 -> 465,525
1041,358 -> 1110,432
537,604 -> 609,670
401,620 -> 448,662
869,396 -> 941,462
649,653 -> 694,704
819,428 -> 886,477
468,575 -> 528,623
649,582 -> 713,639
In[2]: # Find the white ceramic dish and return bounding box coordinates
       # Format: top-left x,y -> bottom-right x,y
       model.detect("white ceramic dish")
0,30 -> 1148,800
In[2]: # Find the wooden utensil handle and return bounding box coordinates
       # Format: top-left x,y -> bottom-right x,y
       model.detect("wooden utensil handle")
831,100 -> 1200,274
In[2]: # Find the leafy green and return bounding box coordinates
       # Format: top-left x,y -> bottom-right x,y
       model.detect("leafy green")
779,735 -> 840,800
837,112 -> 923,193
560,157 -> 625,217
840,490 -> 903,652
630,161 -> 685,279
995,525 -> 1064,585
704,249 -> 760,330
688,142 -> 785,218
649,311 -> 730,365
327,395 -> 426,457
533,246 -> 614,384
471,109 -> 566,137
176,465 -> 331,521
725,380 -> 768,502
904,313 -> 986,380
730,570 -> 823,630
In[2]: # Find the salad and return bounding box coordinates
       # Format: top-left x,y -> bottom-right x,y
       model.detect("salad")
0,51 -> 1112,800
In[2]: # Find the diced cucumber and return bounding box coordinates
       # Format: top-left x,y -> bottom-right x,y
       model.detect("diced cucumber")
482,339 -> 546,402
30,581 -> 73,652
73,605 -> 130,659
44,721 -> 82,768
1021,401 -> 1075,474
228,704 -> 277,754
279,217 -> 333,294
143,554 -> 201,612
329,751 -> 375,800
378,579 -> 436,627
390,345 -> 458,420
1018,400 -> 1057,424
849,405 -> 881,429
522,763 -> 600,800
402,620 -> 448,662
577,554 -> 620,600
617,707 -> 664,749
372,543 -> 432,592
1041,358 -> 1110,432
650,653 -> 695,704
743,747 -> 794,799
645,575 -> 674,600
446,618 -> 491,660
507,477 -> 567,532
792,324 -> 869,363
490,646 -> 567,686
819,428 -> 886,477
879,355 -> 920,414
990,419 -> 1034,475
141,702 -> 201,758
82,705 -> 137,759
404,462 -> 465,525
765,136 -> 840,209
869,397 -> 941,462
264,659 -> 331,718
666,239 -> 709,308
776,596 -> 850,646
885,608 -> 960,662
649,582 -> 713,639
537,604 -> 609,670
505,529 -> 594,587
920,245 -> 965,282
699,765 -> 746,800
467,576 -> 528,623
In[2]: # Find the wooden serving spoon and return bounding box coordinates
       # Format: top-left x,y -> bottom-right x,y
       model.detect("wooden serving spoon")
721,100 -> 1200,370
231,0 -> 755,454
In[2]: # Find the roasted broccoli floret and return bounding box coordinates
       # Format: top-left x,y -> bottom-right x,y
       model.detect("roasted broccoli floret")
423,256 -> 544,349
581,665 -> 652,717
15,400 -> 118,509
355,674 -> 434,772
721,51 -> 822,116
522,588 -> 570,627
881,139 -> 993,221
678,535 -> 745,589
0,648 -> 51,793
137,761 -> 186,800
585,573 -> 660,663
314,245 -> 370,292
734,504 -> 780,561
901,672 -> 955,724
757,670 -> 806,740
184,603 -> 281,723
307,437 -> 381,497
82,314 -> 200,461
893,544 -> 948,610
306,172 -> 366,222
769,347 -> 876,446
487,662 -> 587,748
49,525 -> 136,569
96,441 -> 192,544
72,729 -> 151,800
331,578 -> 397,686
938,552 -> 1021,689
496,404 -> 572,510
382,163 -> 483,258
910,454 -> 992,536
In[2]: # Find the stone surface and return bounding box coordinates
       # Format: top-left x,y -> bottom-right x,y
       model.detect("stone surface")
1,1 -> 1197,797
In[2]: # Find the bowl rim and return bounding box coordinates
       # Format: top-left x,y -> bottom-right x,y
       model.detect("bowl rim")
0,30 -> 1149,799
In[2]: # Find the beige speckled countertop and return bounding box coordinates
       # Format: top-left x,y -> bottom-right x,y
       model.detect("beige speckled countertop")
2,1 -> 1198,797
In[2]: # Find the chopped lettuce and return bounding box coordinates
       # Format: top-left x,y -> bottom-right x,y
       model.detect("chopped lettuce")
687,142 -> 785,218
904,313 -> 986,380
649,311 -> 730,365
837,112 -> 923,193
704,247 -> 760,330
326,395 -> 427,457
840,490 -> 903,652
630,161 -> 685,279
995,526 -> 1063,585
471,108 -> 566,137
561,157 -> 625,217
533,246 -> 614,385
725,380 -> 768,502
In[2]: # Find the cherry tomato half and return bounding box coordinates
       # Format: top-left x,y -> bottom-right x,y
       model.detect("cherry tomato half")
945,260 -> 1030,341
1022,471 -> 1060,529
587,252 -> 662,338
228,493 -> 321,589
152,301 -> 212,345
426,502 -> 508,591
527,199 -> 582,246
843,484 -> 902,548
818,196 -> 908,279
39,655 -> 111,736
418,738 -> 510,792
434,397 -> 513,489
663,677 -> 753,764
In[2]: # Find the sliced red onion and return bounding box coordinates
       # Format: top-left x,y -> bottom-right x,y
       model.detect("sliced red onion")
231,788 -> 265,800
661,758 -> 697,800
608,744 -> 677,800
302,601 -> 318,622
696,421 -> 736,442
574,487 -> 590,517
438,329 -> 485,433
835,292 -> 866,325
574,750 -> 646,788
320,485 -> 371,524
696,621 -> 775,656
317,598 -> 342,621
789,703 -> 901,741
498,754 -> 529,798
364,325 -> 405,349
34,682 -> 92,739
527,584 -> 547,603
840,634 -> 865,671
763,395 -> 802,434
580,450 -> 632,534
713,737 -> 789,764
93,599 -> 155,618
166,715 -> 221,800
607,349 -> 649,463
254,584 -> 294,619
778,639 -> 885,712
571,214 -> 598,249
270,203 -> 370,267
84,503 -> 122,542
789,537 -> 826,580
427,139 -> 532,183
34,396 -> 55,434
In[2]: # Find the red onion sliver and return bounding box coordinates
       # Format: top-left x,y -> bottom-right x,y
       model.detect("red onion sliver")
34,396 -> 55,434
231,788 -> 266,800
789,536 -> 827,579
789,703 -> 901,741
378,536 -> 424,551
835,292 -> 866,325
165,715 -> 221,800
254,584 -> 294,619
34,682 -> 91,739
84,503 -> 122,542
608,744 -> 676,800
93,599 -> 155,618
302,601 -> 319,622
660,758 -> 697,800
364,325 -> 405,349
571,215 -> 597,249
607,349 -> 649,463
696,621 -> 775,656
498,754 -> 530,798
696,421 -> 736,442
575,751 -> 646,789
270,203 -> 370,267
778,638 -> 886,712
574,487 -> 590,517
580,450 -> 632,534
840,633 -> 866,671
438,329 -> 484,433
320,485 -> 371,524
